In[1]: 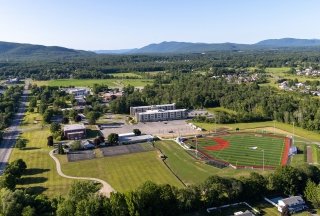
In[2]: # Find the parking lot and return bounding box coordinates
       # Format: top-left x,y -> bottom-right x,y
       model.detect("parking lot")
101,119 -> 199,138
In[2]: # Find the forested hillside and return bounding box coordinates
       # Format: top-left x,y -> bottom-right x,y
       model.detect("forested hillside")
0,41 -> 94,61
1,49 -> 320,79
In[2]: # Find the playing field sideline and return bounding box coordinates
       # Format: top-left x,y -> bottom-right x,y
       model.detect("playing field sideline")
185,133 -> 289,168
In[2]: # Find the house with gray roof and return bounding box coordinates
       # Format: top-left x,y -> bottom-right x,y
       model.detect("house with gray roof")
277,196 -> 307,213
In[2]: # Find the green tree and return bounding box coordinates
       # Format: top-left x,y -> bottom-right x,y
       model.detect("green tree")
62,117 -> 69,124
108,133 -> 119,145
109,192 -> 129,216
87,111 -> 100,125
269,166 -> 307,196
240,172 -> 267,201
50,122 -> 61,133
304,180 -> 320,208
47,136 -> 54,146
15,138 -> 27,149
133,129 -> 141,136
176,185 -> 201,212
22,206 -> 36,216
0,173 -> 17,190
57,181 -> 100,216
70,141 -> 82,151
58,143 -> 64,154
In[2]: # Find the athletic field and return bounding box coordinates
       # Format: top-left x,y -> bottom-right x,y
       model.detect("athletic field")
184,133 -> 289,168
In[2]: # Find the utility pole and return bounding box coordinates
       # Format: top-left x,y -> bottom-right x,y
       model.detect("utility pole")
195,135 -> 198,159
262,149 -> 265,171
215,115 -> 217,134
292,122 -> 295,146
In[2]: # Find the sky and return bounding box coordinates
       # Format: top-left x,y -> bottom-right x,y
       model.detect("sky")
0,0 -> 319,50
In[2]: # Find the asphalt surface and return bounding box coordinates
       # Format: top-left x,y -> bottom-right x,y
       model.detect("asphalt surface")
0,82 -> 29,174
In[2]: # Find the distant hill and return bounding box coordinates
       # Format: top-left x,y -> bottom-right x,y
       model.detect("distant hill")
94,49 -> 136,54
0,41 -> 95,61
118,38 -> 320,54
255,38 -> 320,47
128,41 -> 249,54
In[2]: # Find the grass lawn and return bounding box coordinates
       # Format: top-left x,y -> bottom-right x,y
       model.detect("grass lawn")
192,121 -> 320,142
312,144 -> 320,163
57,149 -> 184,192
265,67 -> 320,84
9,129 -> 74,197
290,142 -> 307,166
32,78 -> 153,87
185,134 -> 285,167
154,141 -> 271,186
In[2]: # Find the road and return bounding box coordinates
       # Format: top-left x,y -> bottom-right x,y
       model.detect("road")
0,81 -> 29,174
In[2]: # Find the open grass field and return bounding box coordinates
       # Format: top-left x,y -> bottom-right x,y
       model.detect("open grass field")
265,67 -> 320,85
32,78 -> 154,87
9,129 -> 74,197
154,141 -> 270,186
192,120 -> 320,142
106,72 -> 142,78
184,134 -> 286,167
57,149 -> 184,192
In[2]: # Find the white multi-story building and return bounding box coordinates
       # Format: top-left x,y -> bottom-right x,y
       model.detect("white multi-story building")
135,108 -> 187,122
130,103 -> 176,116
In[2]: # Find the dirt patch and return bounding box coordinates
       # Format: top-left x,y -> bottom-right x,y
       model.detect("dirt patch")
204,137 -> 230,151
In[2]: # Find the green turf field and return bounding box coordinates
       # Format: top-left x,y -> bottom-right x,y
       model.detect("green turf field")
154,141 -> 270,186
57,148 -> 184,192
185,134 -> 286,167
32,78 -> 153,87
9,128 -> 74,197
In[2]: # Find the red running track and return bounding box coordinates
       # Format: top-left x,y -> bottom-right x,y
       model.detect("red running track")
281,137 -> 291,165
205,137 -> 230,151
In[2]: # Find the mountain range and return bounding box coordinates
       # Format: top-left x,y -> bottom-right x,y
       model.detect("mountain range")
97,38 -> 320,54
1,38 -> 320,60
0,41 -> 94,60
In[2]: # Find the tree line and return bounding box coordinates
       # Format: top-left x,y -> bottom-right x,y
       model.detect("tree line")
1,159 -> 320,215
0,85 -> 23,131
2,48 -> 320,79
110,73 -> 320,132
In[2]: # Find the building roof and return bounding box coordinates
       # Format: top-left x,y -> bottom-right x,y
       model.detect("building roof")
234,210 -> 255,216
118,132 -> 135,137
119,134 -> 154,143
64,124 -> 86,131
131,103 -> 175,109
279,196 -> 304,206
139,108 -> 187,115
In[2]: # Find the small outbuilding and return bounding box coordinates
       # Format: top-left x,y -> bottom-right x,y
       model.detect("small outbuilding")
63,124 -> 86,140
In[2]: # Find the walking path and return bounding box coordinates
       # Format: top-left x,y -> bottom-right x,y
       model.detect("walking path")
49,149 -> 115,197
